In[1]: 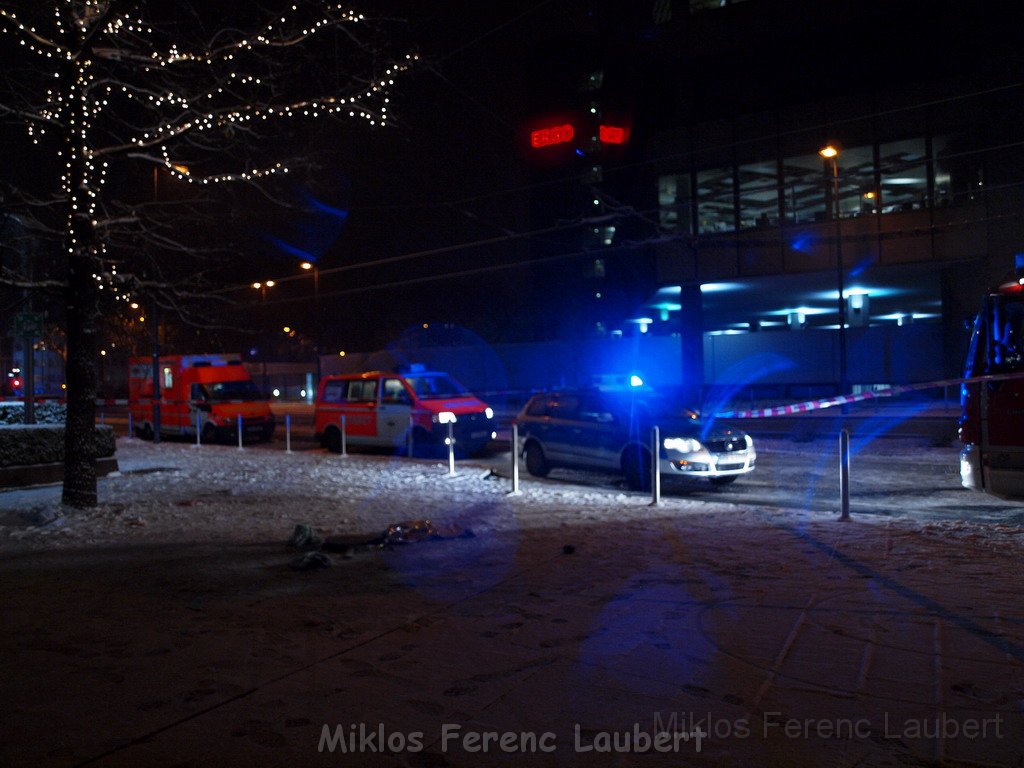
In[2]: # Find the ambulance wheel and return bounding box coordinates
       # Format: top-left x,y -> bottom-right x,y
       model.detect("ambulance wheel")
323,427 -> 341,453
202,424 -> 216,444
140,423 -> 154,441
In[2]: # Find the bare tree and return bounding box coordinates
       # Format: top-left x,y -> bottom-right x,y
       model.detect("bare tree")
0,0 -> 416,507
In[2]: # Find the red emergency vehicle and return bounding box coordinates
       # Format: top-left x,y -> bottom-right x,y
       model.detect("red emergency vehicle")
959,276 -> 1024,498
314,366 -> 497,456
129,354 -> 275,443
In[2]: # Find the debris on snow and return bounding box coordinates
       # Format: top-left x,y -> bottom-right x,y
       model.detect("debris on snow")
287,523 -> 324,551
382,519 -> 474,545
289,551 -> 332,570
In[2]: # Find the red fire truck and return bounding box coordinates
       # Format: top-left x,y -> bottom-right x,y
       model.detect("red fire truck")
129,354 -> 275,443
959,276 -> 1024,499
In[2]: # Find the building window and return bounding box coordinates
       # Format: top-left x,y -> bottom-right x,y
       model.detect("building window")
697,167 -> 735,233
879,138 -> 928,212
836,144 -> 875,217
933,135 -> 951,206
660,134 -> 956,233
783,153 -> 828,224
658,174 -> 693,233
738,160 -> 779,229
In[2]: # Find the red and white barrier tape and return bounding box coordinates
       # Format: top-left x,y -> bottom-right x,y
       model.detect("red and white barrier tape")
713,372 -> 1024,419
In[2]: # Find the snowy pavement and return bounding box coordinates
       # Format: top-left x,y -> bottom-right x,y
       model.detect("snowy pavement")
1,438 -> 1023,766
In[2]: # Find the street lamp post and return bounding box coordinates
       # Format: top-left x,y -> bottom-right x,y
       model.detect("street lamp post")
300,261 -> 321,384
252,280 -> 275,302
820,145 -> 848,403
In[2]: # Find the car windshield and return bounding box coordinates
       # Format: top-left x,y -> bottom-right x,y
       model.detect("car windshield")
601,392 -> 700,422
404,374 -> 470,400
203,380 -> 263,401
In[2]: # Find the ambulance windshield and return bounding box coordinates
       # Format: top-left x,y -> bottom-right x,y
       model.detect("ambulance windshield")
203,380 -> 264,401
404,374 -> 469,400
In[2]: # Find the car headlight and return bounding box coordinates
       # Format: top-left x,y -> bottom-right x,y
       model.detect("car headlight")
485,407 -> 494,419
434,411 -> 457,424
663,437 -> 702,453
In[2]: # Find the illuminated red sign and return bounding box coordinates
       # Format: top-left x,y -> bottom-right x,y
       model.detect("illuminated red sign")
529,122 -> 629,149
599,125 -> 627,144
531,123 -> 575,148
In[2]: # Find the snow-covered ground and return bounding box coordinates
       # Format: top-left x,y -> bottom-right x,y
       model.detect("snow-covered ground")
3,435 -> 1020,551
1,438 -> 1023,766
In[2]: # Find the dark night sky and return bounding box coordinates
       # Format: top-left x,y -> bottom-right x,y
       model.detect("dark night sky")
224,1 -> 669,354
11,1 -> 1022,359
214,1 -> 566,352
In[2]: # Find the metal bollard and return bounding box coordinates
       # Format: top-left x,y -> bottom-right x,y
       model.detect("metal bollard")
508,422 -> 521,495
127,411 -> 133,439
650,425 -> 661,506
839,428 -> 851,521
407,413 -> 415,458
99,408 -> 105,426
237,414 -> 244,450
446,420 -> 456,477
340,414 -> 348,457
195,411 -> 201,447
285,413 -> 292,453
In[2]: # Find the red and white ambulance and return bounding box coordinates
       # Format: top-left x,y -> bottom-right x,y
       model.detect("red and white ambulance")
129,354 -> 275,442
314,366 -> 497,456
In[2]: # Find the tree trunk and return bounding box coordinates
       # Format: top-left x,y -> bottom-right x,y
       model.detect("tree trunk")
62,251 -> 99,508
61,51 -> 100,508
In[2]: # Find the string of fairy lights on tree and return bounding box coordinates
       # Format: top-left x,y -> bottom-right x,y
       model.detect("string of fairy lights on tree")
0,1 -> 417,311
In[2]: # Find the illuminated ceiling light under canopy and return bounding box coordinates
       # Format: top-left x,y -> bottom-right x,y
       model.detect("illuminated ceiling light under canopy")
874,312 -> 941,321
810,286 -> 902,301
700,282 -> 744,293
766,306 -> 832,317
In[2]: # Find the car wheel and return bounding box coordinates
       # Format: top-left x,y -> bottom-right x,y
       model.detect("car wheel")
408,427 -> 436,458
710,476 -> 737,487
323,426 -> 341,453
524,441 -> 550,477
622,445 -> 652,492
